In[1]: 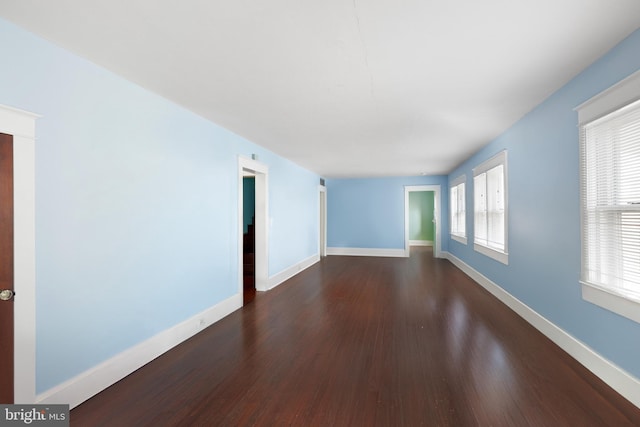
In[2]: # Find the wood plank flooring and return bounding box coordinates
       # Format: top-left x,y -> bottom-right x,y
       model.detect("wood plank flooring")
70,248 -> 640,426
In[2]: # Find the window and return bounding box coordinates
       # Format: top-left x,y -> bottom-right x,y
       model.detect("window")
473,151 -> 508,264
450,175 -> 466,244
577,69 -> 640,323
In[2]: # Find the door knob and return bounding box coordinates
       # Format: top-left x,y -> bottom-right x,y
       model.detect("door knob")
0,289 -> 14,301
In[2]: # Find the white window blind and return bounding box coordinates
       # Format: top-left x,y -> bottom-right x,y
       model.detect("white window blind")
473,151 -> 507,264
450,177 -> 466,243
474,173 -> 488,243
580,98 -> 640,299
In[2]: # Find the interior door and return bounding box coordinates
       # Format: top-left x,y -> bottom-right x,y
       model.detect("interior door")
0,132 -> 14,403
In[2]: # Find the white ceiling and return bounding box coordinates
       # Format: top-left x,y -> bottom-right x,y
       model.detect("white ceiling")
2,1 -> 640,177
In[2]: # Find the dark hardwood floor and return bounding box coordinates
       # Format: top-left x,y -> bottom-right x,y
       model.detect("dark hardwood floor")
71,248 -> 640,426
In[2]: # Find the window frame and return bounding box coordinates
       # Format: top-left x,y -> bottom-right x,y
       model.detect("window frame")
450,175 -> 467,244
473,151 -> 508,265
576,69 -> 640,324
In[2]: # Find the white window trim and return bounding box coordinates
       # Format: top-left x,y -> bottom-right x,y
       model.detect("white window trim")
450,174 -> 467,245
475,243 -> 508,265
451,174 -> 466,187
473,151 -> 508,265
452,234 -> 467,245
575,69 -> 640,324
575,69 -> 640,125
581,282 -> 640,324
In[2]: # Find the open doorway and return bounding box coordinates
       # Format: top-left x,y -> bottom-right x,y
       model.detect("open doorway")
408,191 -> 435,247
242,175 -> 256,303
319,185 -> 327,257
404,185 -> 441,258
238,157 -> 268,305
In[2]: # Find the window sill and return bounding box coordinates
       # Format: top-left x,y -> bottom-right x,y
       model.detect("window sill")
474,243 -> 508,265
451,234 -> 467,245
581,282 -> 640,324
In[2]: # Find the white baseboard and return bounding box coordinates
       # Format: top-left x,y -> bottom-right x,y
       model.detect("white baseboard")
327,247 -> 407,257
409,240 -> 433,247
36,293 -> 243,409
267,254 -> 320,290
443,251 -> 640,409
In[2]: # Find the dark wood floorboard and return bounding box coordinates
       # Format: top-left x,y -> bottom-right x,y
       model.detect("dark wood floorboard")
71,247 -> 640,426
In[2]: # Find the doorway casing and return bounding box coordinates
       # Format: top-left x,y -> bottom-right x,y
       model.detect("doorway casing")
0,104 -> 37,403
404,185 -> 441,258
238,157 -> 268,292
319,185 -> 327,257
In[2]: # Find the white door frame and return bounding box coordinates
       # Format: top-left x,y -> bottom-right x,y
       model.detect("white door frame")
404,185 -> 441,258
0,104 -> 37,403
238,157 -> 269,292
319,185 -> 327,257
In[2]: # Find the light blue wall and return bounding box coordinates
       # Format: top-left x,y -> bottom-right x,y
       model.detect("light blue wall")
448,29 -> 640,379
0,18 -> 319,393
326,176 -> 448,250
261,154 -> 320,275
